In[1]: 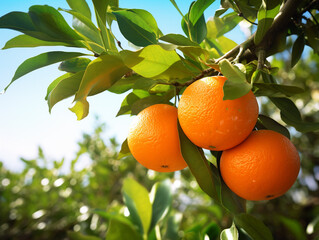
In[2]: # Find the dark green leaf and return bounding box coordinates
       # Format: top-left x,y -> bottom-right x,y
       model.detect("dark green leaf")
0,11 -> 59,42
215,8 -> 228,17
271,97 -> 319,132
202,223 -> 220,240
67,231 -> 101,240
46,71 -> 84,112
117,138 -> 131,159
220,222 -> 239,240
257,115 -> 291,139
123,178 -> 152,235
71,54 -> 129,120
66,0 -> 91,19
163,215 -> 181,240
58,57 -> 91,73
291,35 -> 305,68
120,45 -> 195,80
254,0 -> 281,45
220,179 -> 246,214
188,0 -> 216,25
5,51 -> 87,91
113,10 -> 157,47
178,122 -> 221,201
106,218 -> 141,240
182,13 -> 207,44
149,180 -> 172,232
160,34 -> 199,46
129,9 -> 162,38
277,215 -> 307,240
270,97 -> 302,122
2,34 -> 72,49
234,213 -> 273,240
304,19 -> 319,54
28,5 -> 83,41
219,59 -> 252,100
253,82 -> 304,97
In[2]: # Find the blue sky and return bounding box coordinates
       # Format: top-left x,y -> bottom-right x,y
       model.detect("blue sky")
0,0 -> 242,171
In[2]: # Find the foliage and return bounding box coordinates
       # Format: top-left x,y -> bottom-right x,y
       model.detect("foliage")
1,0 -> 319,239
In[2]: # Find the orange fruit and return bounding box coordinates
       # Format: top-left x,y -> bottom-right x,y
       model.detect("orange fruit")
127,104 -> 187,172
178,76 -> 259,151
220,130 -> 300,201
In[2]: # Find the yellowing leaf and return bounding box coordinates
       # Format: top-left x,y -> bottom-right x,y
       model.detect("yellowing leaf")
71,54 -> 129,120
69,99 -> 89,120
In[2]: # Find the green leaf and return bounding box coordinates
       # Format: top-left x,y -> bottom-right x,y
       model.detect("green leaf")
214,12 -> 242,38
305,21 -> 319,54
205,18 -> 237,57
117,138 -> 131,159
254,0 -> 281,45
129,9 -> 162,38
95,9 -> 117,52
188,0 -> 215,26
130,95 -> 173,115
220,179 -> 246,214
220,222 -> 239,240
58,57 -> 91,73
270,97 -> 302,122
66,0 -> 91,19
120,45 -> 195,80
2,34 -> 72,49
72,54 -> 129,120
106,218 -> 141,240
108,75 -> 139,94
160,34 -> 199,46
219,59 -> 252,100
182,13 -> 207,44
28,5 -> 83,41
92,0 -> 108,24
271,97 -> 319,132
0,11 -> 60,42
5,51 -> 87,91
116,90 -> 150,116
277,215 -> 307,240
234,213 -> 274,240
253,82 -> 304,97
163,215 -> 181,240
149,180 -> 172,232
291,35 -> 305,68
67,231 -> 101,240
113,9 -> 157,47
59,8 -> 101,44
123,178 -> 152,236
178,122 -> 221,201
202,223 -> 220,240
257,114 -> 290,139
46,71 -> 84,112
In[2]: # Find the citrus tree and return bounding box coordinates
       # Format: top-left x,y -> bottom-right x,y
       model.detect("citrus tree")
1,0 -> 319,239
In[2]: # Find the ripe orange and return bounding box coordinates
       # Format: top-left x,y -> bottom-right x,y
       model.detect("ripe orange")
127,104 -> 187,172
220,130 -> 300,201
178,76 -> 259,151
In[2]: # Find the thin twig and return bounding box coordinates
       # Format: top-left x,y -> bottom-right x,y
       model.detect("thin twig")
238,12 -> 258,25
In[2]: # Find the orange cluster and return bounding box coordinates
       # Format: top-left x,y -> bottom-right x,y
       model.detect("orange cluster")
127,76 -> 300,201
